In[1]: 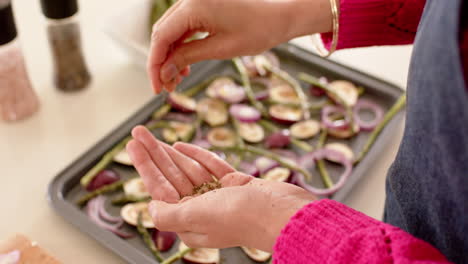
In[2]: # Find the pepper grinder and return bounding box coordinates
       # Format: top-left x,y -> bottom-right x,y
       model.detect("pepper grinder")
40,0 -> 91,92
0,0 -> 39,122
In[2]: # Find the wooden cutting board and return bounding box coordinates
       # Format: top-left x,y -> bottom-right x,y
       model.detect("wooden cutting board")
0,234 -> 61,264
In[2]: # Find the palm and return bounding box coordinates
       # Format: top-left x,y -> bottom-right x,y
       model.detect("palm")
126,125 -> 248,203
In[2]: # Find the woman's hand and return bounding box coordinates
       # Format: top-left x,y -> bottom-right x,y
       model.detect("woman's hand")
148,0 -> 333,93
126,126 -> 315,251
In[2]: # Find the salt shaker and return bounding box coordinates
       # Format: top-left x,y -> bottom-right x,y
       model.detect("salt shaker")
40,0 -> 91,92
0,0 -> 39,122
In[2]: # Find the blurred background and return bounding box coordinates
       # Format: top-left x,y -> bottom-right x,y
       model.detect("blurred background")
0,0 -> 410,262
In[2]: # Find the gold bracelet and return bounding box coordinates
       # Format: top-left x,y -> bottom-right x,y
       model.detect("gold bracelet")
311,0 -> 339,58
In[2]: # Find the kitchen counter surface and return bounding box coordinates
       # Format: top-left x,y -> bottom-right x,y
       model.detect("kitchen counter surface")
0,0 -> 410,262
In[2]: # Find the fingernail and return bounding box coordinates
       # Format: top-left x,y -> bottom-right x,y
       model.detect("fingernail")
161,64 -> 178,83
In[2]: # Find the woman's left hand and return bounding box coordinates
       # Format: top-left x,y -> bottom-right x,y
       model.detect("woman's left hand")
126,126 -> 315,251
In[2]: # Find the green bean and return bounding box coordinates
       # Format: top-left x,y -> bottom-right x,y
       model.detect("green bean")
316,130 -> 333,188
111,195 -> 150,206
76,180 -> 129,206
80,122 -> 169,187
137,212 -> 163,262
260,59 -> 310,120
160,247 -> 193,264
354,94 -> 406,164
232,58 -> 268,117
212,145 -> 312,181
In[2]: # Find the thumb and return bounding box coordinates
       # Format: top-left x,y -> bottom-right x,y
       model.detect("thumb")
219,172 -> 254,187
159,35 -> 233,83
149,200 -> 186,232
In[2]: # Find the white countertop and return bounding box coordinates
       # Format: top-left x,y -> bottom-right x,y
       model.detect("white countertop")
0,0 -> 410,263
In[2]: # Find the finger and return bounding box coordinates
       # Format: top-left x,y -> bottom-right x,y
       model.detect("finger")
176,75 -> 184,85
164,76 -> 179,93
178,232 -> 230,249
150,0 -> 183,35
149,200 -> 187,232
147,1 -> 183,94
219,172 -> 254,187
132,126 -> 194,196
126,139 -> 179,203
160,36 -> 228,83
180,66 -> 191,77
161,143 -> 214,186
147,6 -> 191,93
173,142 -> 235,179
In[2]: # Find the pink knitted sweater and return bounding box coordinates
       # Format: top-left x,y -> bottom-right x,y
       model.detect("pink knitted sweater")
273,0 -> 456,263
273,200 -> 451,263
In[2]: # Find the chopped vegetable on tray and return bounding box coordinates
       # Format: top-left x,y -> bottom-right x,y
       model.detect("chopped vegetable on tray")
73,50 -> 405,263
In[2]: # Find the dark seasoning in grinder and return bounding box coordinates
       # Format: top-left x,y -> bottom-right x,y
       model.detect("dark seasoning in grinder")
40,0 -> 91,92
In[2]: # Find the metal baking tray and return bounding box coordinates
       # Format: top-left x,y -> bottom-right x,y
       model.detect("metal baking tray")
48,43 -> 405,264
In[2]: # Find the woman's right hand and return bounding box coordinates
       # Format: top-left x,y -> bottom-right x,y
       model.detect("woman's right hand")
148,0 -> 333,93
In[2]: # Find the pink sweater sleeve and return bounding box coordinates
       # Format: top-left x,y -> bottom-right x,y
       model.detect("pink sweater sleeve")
273,200 -> 451,264
322,0 -> 426,50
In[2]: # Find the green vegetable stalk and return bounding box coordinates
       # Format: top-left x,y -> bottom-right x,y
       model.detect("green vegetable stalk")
265,98 -> 329,111
79,137 -> 131,187
137,212 -> 164,263
298,72 -> 347,107
232,58 -> 268,117
298,72 -> 356,131
153,104 -> 171,120
258,57 -> 310,120
80,121 -> 169,187
76,179 -> 129,206
354,94 -> 406,164
213,145 -> 312,181
231,118 -> 245,169
160,247 -> 193,264
316,130 -> 334,189
111,195 -> 151,206
258,119 -> 314,152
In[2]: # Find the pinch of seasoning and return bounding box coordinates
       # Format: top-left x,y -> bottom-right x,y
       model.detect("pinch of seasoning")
192,181 -> 222,196
40,0 -> 91,92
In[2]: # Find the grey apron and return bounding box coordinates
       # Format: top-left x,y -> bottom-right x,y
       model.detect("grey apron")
384,0 -> 468,263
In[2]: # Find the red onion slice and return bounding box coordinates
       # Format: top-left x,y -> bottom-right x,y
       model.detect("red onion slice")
216,84 -> 246,104
296,148 -> 352,196
239,162 -> 260,177
86,170 -> 120,192
321,105 -> 351,130
96,196 -> 123,225
0,250 -> 20,264
298,152 -> 316,170
265,130 -> 291,149
241,56 -> 258,77
310,77 -> 328,97
86,197 -> 134,238
353,99 -> 384,131
152,230 -> 177,252
229,104 -> 261,123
